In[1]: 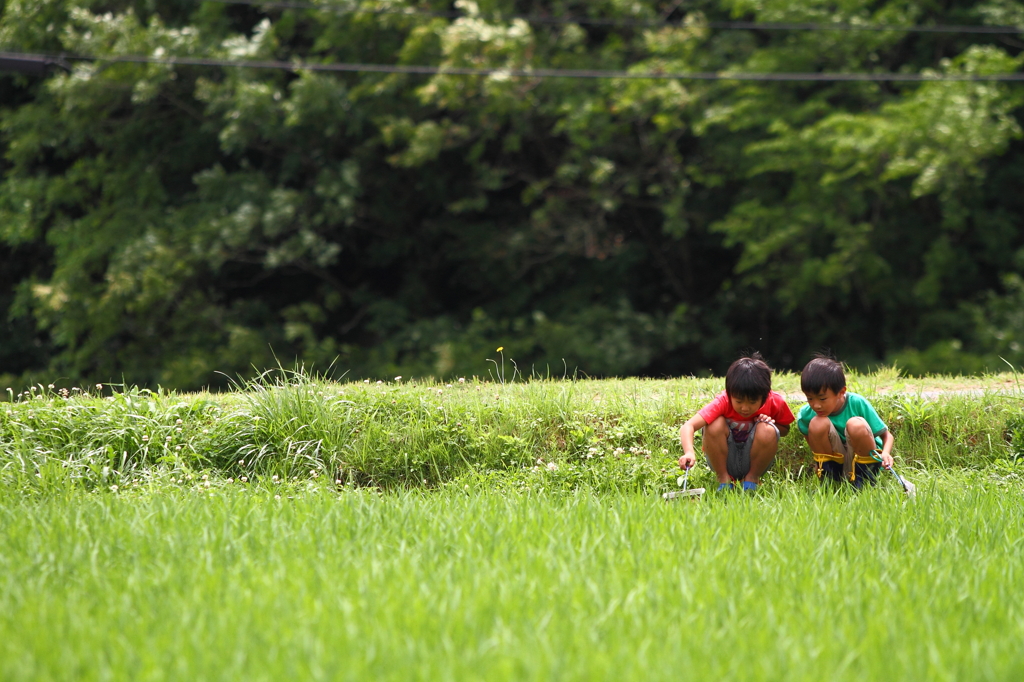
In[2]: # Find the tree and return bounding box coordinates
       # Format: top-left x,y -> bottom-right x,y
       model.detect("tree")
2,0 -> 1024,389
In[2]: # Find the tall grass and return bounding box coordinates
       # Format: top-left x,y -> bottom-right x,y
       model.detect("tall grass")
1,369 -> 1021,493
1,481 -> 1023,681
3,371 -> 1023,680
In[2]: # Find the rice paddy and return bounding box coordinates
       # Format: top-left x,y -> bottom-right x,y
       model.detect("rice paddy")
1,370 -> 1022,680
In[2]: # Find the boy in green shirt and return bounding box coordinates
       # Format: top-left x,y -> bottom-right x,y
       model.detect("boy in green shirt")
796,354 -> 894,488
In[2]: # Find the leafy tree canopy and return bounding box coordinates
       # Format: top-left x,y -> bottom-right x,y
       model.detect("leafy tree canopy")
2,0 -> 1024,388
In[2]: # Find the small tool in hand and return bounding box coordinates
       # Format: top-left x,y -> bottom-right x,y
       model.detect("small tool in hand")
663,466 -> 705,501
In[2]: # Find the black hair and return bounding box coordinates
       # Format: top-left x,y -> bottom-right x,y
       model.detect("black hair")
725,352 -> 772,402
800,353 -> 846,394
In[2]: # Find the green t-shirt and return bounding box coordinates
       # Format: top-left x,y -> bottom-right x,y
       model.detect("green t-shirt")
796,392 -> 887,449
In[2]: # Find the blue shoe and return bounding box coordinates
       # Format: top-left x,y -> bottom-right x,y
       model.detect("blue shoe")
741,481 -> 757,492
717,483 -> 735,491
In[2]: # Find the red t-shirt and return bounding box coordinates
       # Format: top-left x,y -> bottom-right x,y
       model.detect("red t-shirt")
698,391 -> 796,427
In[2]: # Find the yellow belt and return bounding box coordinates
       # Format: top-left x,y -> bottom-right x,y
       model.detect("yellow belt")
813,452 -> 879,482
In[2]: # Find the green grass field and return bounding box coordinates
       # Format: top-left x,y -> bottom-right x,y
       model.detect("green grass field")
2,370 -> 1024,680
3,482 -> 1024,681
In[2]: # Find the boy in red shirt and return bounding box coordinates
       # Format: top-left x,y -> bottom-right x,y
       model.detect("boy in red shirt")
678,353 -> 795,491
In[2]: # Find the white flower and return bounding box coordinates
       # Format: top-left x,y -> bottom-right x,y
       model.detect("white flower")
458,377 -> 466,383
241,476 -> 248,483
395,376 -> 402,381
546,462 -> 558,471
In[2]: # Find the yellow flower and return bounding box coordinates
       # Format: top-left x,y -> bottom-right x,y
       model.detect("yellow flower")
496,346 -> 504,352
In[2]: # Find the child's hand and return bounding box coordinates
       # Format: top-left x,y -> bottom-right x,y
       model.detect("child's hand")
880,453 -> 894,469
678,453 -> 695,470
754,415 -> 775,425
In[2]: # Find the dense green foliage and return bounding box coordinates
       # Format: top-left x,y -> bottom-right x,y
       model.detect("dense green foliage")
3,481 -> 1024,680
3,1 -> 1024,388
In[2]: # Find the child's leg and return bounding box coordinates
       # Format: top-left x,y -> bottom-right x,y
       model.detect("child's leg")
844,417 -> 878,458
805,415 -> 854,481
851,462 -> 882,489
701,416 -> 733,484
805,415 -> 841,455
744,421 -> 779,483
820,461 -> 845,483
844,417 -> 882,488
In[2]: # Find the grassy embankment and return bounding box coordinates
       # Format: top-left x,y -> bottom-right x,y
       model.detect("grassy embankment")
2,369 -> 1023,681
2,367 -> 1022,493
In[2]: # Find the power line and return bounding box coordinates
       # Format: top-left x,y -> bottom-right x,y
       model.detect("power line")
0,53 -> 62,75
4,51 -> 1023,82
204,0 -> 1024,34
704,20 -> 1024,34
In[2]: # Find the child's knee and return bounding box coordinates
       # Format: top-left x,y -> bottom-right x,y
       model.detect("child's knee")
754,422 -> 779,449
701,417 -> 729,451
807,414 -> 832,436
704,416 -> 729,436
845,417 -> 871,439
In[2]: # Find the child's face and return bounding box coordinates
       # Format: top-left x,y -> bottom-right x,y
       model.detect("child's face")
729,394 -> 766,419
803,387 -> 846,417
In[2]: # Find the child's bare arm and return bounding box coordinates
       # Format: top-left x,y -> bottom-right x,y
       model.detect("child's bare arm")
878,429 -> 895,468
678,414 -> 708,470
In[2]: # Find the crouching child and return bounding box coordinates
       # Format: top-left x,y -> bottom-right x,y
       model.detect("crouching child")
678,353 -> 795,492
797,354 -> 894,488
